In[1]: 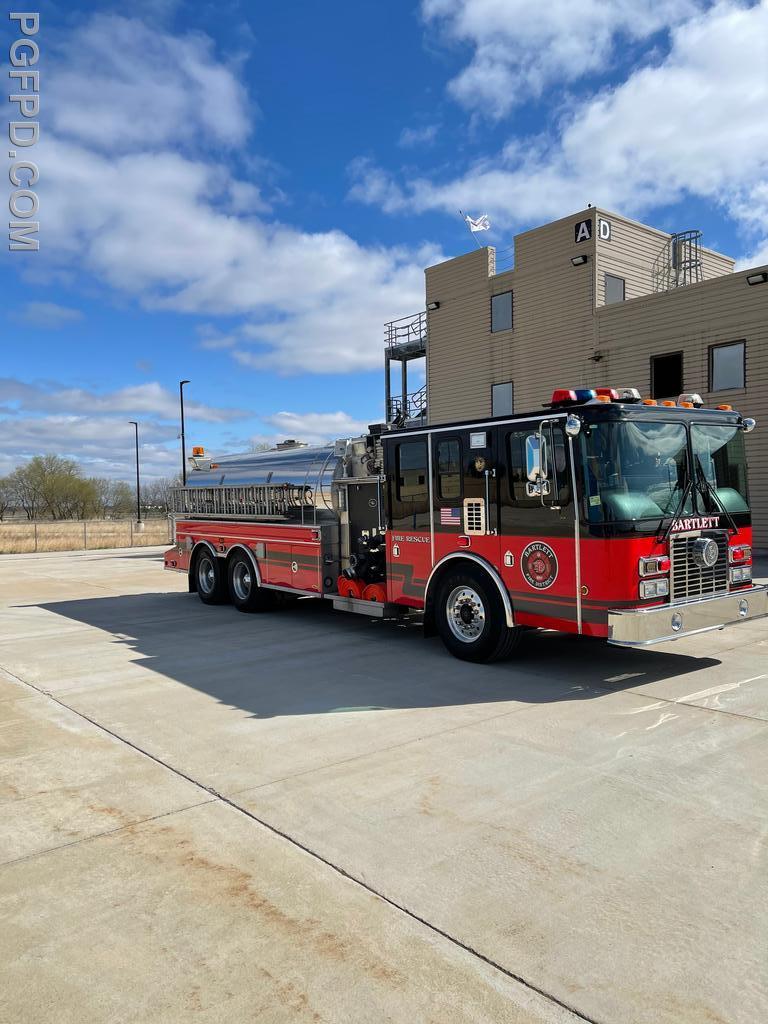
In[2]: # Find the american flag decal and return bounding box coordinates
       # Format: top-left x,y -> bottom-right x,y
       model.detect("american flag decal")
440,507 -> 461,526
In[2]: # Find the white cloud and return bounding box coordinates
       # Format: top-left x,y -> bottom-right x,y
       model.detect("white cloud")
196,324 -> 239,351
347,157 -> 411,214
17,302 -> 84,329
34,14 -> 435,376
0,378 -> 250,479
399,124 -> 440,147
0,379 -> 244,423
355,2 -> 768,262
0,414 -> 181,480
422,0 -> 704,118
47,14 -> 251,152
257,410 -> 373,446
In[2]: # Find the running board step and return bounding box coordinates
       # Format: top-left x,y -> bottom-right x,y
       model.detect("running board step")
329,596 -> 406,618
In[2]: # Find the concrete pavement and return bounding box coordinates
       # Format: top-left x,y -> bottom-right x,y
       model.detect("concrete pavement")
1,547 -> 767,1023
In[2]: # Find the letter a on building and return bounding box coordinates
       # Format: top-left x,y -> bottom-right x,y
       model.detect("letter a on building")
574,219 -> 592,244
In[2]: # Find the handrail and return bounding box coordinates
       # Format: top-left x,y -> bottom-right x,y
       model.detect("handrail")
384,310 -> 427,350
170,484 -> 312,520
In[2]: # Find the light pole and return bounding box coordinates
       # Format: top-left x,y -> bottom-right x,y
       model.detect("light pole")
129,421 -> 142,524
179,380 -> 190,486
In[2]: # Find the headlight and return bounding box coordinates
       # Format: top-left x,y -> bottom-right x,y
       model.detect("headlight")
730,566 -> 752,584
639,578 -> 670,599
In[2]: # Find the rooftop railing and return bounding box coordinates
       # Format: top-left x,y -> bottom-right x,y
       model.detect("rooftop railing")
385,310 -> 427,351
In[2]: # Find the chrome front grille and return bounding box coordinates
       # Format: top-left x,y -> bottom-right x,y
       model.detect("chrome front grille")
670,531 -> 729,602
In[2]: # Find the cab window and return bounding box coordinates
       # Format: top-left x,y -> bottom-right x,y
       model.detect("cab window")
397,441 -> 427,501
436,438 -> 462,500
507,424 -> 570,506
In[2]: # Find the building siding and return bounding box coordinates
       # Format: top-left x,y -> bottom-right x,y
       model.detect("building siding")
422,207 -> 767,548
426,212 -> 598,425
594,209 -> 734,307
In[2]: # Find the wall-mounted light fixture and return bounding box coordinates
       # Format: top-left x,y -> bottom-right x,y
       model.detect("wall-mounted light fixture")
427,301 -> 440,310
746,271 -> 768,286
570,254 -> 589,266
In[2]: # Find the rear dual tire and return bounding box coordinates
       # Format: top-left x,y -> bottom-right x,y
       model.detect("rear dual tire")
193,548 -> 273,611
435,567 -> 520,663
227,551 -> 275,612
194,549 -> 229,605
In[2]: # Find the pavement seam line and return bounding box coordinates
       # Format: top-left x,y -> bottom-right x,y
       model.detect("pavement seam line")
0,663 -> 602,1024
0,799 -> 215,868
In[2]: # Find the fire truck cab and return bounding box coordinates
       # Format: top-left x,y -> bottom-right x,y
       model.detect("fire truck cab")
165,387 -> 767,663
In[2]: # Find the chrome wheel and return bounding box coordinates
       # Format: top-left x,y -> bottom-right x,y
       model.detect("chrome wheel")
446,585 -> 486,643
232,560 -> 252,601
197,555 -> 216,596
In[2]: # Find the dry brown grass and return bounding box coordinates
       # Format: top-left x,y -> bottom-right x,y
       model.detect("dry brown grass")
0,519 -> 171,554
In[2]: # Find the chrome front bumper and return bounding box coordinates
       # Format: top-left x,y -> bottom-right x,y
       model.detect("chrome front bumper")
607,585 -> 768,647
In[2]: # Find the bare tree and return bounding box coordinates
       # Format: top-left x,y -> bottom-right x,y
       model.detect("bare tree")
7,465 -> 40,519
91,478 -> 134,518
7,456 -> 98,520
0,478 -> 14,520
141,476 -> 181,515
4,456 -> 179,521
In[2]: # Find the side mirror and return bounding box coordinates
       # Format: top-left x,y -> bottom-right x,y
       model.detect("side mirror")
565,414 -> 582,437
525,434 -> 550,497
526,434 -> 548,482
742,418 -> 756,433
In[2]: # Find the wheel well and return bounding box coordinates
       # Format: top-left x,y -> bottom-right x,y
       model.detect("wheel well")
225,544 -> 262,587
188,541 -> 217,593
423,555 -> 513,637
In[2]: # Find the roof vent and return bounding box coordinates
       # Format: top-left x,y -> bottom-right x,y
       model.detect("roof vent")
275,439 -> 307,450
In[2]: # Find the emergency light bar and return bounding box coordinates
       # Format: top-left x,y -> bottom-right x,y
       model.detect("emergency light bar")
678,393 -> 704,408
550,386 -> 642,407
550,389 -> 595,405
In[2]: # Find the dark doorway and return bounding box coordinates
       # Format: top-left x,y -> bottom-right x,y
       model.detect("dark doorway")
651,352 -> 683,399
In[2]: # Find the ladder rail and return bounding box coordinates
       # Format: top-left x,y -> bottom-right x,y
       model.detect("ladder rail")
170,484 -> 316,520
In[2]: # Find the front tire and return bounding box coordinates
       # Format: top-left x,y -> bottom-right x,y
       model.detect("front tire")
227,551 -> 274,612
194,549 -> 229,605
435,567 -> 520,663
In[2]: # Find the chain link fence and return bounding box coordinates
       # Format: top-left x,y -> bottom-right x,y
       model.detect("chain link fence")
0,518 -> 172,554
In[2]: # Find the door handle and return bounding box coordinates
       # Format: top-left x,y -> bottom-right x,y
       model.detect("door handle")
484,469 -> 491,534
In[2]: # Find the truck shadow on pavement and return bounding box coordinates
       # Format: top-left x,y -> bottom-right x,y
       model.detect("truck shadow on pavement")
28,590 -> 724,719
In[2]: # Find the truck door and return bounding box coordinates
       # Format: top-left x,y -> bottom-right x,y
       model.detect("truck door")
497,418 -> 581,632
431,427 -> 500,567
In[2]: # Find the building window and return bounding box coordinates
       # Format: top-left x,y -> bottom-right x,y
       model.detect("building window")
491,291 -> 513,332
605,273 -> 625,305
651,351 -> 683,399
396,441 -> 428,502
436,439 -> 461,500
492,381 -> 514,416
709,341 -> 745,391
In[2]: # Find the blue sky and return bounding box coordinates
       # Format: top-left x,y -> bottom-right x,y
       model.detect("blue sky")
2,0 -> 766,480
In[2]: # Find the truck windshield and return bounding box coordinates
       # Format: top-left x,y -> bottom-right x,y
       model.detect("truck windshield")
691,424 -> 749,513
581,421 -> 691,523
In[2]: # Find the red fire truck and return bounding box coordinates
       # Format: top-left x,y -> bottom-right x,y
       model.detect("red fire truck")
165,387 -> 766,662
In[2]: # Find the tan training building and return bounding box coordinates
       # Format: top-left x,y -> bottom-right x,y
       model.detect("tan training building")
411,208 -> 767,549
